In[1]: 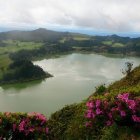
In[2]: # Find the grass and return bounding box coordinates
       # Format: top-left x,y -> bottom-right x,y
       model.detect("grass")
102,41 -> 125,48
102,41 -> 113,46
0,54 -> 11,69
112,43 -> 124,48
59,36 -> 90,43
0,54 -> 11,79
59,37 -> 68,43
0,40 -> 43,55
73,36 -> 90,41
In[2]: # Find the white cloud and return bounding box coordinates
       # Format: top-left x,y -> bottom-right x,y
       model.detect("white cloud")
0,0 -> 140,32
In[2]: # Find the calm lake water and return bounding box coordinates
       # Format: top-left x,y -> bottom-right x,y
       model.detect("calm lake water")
0,53 -> 140,116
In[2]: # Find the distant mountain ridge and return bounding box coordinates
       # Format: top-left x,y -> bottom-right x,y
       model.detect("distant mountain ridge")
0,28 -> 72,42
0,28 -> 137,42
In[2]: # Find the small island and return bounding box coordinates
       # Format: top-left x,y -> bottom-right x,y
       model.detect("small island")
0,60 -> 52,85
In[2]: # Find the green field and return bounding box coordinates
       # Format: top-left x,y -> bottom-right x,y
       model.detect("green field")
0,54 -> 11,79
0,54 -> 11,68
112,42 -> 124,47
73,36 -> 89,41
59,36 -> 90,43
102,41 -> 113,45
0,40 -> 43,55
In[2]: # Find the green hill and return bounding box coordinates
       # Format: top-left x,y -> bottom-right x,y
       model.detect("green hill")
0,28 -> 68,42
0,60 -> 52,85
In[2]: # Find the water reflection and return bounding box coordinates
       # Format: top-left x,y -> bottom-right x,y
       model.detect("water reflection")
0,79 -> 43,92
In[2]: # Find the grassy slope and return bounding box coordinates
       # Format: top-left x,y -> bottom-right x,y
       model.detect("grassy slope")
0,54 -> 11,79
0,40 -> 43,55
48,65 -> 140,140
59,34 -> 90,43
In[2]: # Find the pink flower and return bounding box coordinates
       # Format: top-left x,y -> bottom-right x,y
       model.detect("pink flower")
29,112 -> 47,124
132,115 -> 140,122
85,112 -> 92,118
36,113 -> 46,121
91,113 -> 96,118
96,100 -> 101,108
117,93 -> 129,102
120,111 -> 126,117
85,112 -> 95,119
86,101 -> 94,108
87,109 -> 93,115
96,108 -> 103,115
127,100 -> 136,110
19,120 -> 26,131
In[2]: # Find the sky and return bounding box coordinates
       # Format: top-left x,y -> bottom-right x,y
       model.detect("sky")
0,0 -> 140,36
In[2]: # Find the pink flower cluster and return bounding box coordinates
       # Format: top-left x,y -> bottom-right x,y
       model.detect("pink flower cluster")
85,93 -> 140,128
0,112 -> 49,139
85,98 -> 113,127
115,93 -> 140,123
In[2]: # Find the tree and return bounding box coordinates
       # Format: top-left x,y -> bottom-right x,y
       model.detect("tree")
122,62 -> 133,76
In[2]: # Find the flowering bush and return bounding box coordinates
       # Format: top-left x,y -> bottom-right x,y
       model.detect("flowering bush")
85,93 -> 140,128
0,112 -> 49,139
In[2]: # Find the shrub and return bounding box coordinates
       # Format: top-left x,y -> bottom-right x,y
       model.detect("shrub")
122,62 -> 133,76
85,93 -> 140,129
0,112 -> 49,139
95,84 -> 106,95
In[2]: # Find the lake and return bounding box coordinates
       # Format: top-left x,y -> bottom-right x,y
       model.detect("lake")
0,53 -> 140,117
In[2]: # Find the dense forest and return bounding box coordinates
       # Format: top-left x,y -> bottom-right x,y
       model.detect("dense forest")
9,42 -> 73,61
0,59 -> 52,84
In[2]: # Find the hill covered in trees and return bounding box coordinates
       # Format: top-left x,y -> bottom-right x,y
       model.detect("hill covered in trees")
0,28 -> 70,42
0,60 -> 52,84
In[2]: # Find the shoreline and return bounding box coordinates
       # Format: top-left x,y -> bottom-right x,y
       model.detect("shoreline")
0,74 -> 53,86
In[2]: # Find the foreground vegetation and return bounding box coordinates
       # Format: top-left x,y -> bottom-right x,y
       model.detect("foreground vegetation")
0,112 -> 49,139
47,65 -> 140,140
0,65 -> 140,139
